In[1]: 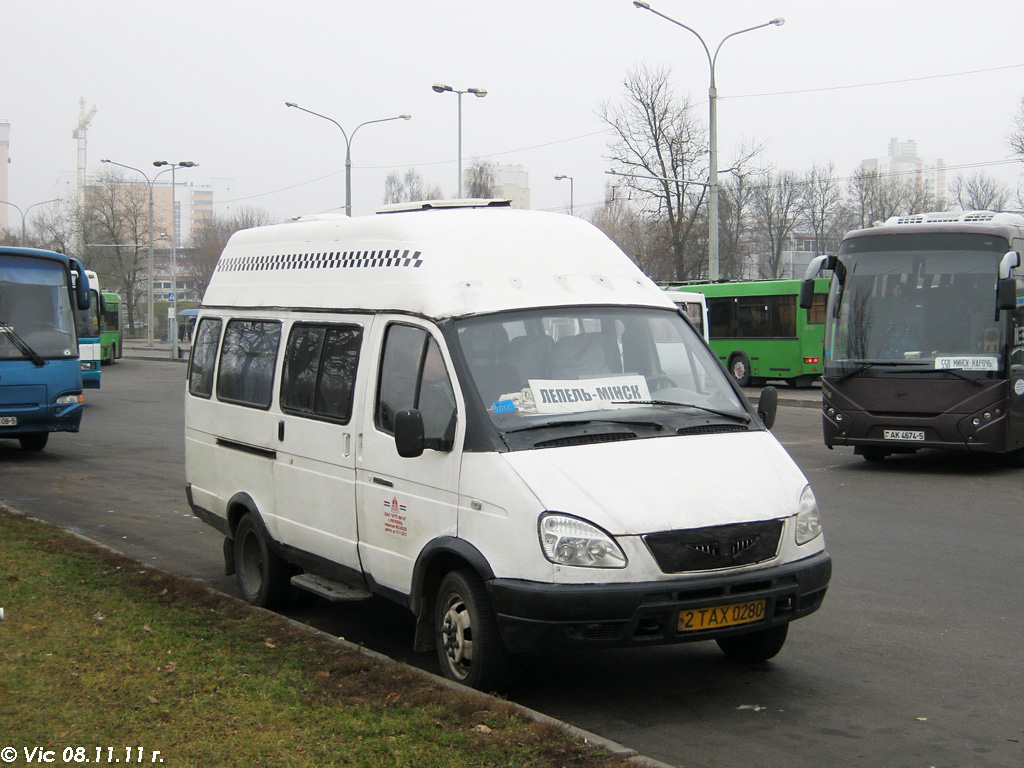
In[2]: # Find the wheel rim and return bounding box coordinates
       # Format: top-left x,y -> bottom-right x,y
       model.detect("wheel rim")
238,530 -> 265,598
732,360 -> 747,381
439,593 -> 473,681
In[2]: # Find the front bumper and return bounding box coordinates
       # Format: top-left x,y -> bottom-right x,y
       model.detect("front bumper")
488,550 -> 831,652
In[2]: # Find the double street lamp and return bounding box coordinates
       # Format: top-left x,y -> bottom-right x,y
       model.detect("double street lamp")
432,83 -> 487,197
0,198 -> 61,244
632,1 -> 784,281
285,102 -> 411,217
99,159 -> 197,350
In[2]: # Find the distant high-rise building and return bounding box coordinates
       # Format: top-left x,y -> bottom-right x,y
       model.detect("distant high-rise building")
490,163 -> 530,209
861,138 -> 947,204
0,120 -> 10,232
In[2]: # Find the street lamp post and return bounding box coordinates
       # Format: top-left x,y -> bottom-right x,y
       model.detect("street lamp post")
0,198 -> 61,244
632,1 -> 783,281
285,103 -> 411,217
153,161 -> 198,360
431,84 -> 487,197
554,175 -> 574,215
100,159 -> 194,348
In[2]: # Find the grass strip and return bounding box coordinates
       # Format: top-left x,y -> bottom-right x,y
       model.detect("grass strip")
0,509 -> 636,768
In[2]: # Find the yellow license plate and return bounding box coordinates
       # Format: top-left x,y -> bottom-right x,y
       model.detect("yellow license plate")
678,599 -> 767,632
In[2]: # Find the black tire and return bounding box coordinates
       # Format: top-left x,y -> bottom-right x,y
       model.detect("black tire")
861,448 -> 888,463
19,433 -> 49,451
435,569 -> 510,691
716,623 -> 788,663
729,353 -> 752,387
234,514 -> 291,609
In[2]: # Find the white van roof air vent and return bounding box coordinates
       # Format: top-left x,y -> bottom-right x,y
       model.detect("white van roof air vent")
376,198 -> 513,214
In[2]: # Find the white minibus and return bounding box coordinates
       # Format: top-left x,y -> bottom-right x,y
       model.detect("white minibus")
185,200 -> 830,690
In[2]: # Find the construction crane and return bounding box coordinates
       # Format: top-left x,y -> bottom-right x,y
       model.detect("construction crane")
71,98 -> 97,256
72,98 -> 97,210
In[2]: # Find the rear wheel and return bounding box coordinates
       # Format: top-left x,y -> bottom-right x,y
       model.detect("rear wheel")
19,433 -> 49,451
716,623 -> 788,662
234,514 -> 291,609
434,569 -> 510,691
859,447 -> 889,463
729,353 -> 752,387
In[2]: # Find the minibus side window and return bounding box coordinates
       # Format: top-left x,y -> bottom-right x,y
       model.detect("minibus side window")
280,324 -> 362,424
216,319 -> 281,409
188,317 -> 223,399
377,324 -> 456,448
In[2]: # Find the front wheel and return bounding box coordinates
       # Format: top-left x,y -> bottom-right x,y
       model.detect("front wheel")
729,353 -> 752,387
234,514 -> 291,609
434,569 -> 510,691
19,433 -> 49,451
716,623 -> 788,662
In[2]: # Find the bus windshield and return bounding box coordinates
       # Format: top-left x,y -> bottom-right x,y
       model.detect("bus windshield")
452,306 -> 750,447
827,233 -> 1006,380
0,254 -> 78,360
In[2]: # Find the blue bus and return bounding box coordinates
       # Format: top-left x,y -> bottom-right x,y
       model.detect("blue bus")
0,247 -> 91,451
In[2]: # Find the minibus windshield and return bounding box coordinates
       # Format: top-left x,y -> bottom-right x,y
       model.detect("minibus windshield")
452,306 -> 749,442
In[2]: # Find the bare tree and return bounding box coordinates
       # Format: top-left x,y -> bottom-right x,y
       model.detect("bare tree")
598,64 -> 708,280
186,207 -> 276,296
382,168 -> 443,204
463,159 -> 497,198
948,171 -> 1012,211
80,169 -> 151,329
798,162 -> 847,256
751,171 -> 801,278
588,183 -> 670,279
1010,95 -> 1024,160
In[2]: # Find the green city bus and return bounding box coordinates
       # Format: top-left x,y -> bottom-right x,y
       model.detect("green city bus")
668,279 -> 830,387
100,291 -> 123,364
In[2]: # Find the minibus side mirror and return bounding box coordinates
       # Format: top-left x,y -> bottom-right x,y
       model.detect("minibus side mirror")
798,280 -> 815,311
757,386 -> 778,430
394,409 -> 426,458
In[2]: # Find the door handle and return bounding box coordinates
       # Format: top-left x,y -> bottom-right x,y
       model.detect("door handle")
372,477 -> 394,488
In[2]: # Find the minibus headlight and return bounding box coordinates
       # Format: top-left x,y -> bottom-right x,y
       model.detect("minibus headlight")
795,485 -> 822,545
539,514 -> 627,568
55,394 -> 84,406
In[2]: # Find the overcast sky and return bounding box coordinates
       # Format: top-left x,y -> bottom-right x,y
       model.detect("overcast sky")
3,0 -> 1023,225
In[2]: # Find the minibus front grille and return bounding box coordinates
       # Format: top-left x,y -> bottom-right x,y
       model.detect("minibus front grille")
533,432 -> 637,449
644,520 -> 783,573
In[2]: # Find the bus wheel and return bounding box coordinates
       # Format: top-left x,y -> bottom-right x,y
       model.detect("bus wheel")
234,514 -> 291,609
729,354 -> 752,387
717,623 -> 788,662
19,433 -> 48,451
435,569 -> 509,691
859,448 -> 888,463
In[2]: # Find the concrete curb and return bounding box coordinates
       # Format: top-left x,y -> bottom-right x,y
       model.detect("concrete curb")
2,505 -> 679,768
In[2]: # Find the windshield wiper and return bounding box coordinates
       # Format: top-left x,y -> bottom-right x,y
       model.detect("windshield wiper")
891,367 -> 986,387
0,322 -> 46,367
612,399 -> 751,424
505,417 -> 664,434
835,360 -> 930,384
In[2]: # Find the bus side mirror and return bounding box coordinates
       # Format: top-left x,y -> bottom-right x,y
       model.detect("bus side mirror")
998,277 -> 1017,311
70,258 -> 90,310
798,280 -> 815,310
799,254 -> 834,309
757,386 -> 778,430
394,409 -> 426,458
998,251 -> 1020,312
